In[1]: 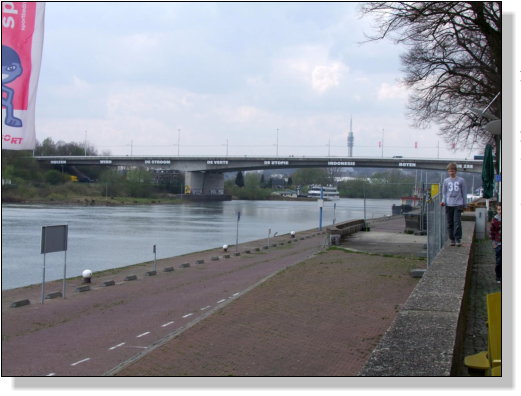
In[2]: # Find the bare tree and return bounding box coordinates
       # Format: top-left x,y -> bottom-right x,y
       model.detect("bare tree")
358,2 -> 501,165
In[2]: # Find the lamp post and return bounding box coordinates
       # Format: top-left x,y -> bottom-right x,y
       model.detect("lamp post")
84,131 -> 87,156
178,129 -> 180,156
276,129 -> 279,157
381,129 -> 384,158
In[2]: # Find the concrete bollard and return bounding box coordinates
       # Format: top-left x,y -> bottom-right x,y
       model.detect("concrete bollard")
10,299 -> 30,308
195,259 -> 205,264
223,254 -> 231,258
211,256 -> 219,261
145,271 -> 156,276
82,269 -> 92,284
233,252 -> 241,257
45,291 -> 63,299
253,247 -> 260,251
180,262 -> 190,268
101,280 -> 116,287
124,275 -> 138,281
75,285 -> 91,293
163,267 -> 174,272
263,246 -> 269,250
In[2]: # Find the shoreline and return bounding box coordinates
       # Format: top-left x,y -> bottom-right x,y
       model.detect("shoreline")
1,213 -> 402,294
1,194 -> 319,206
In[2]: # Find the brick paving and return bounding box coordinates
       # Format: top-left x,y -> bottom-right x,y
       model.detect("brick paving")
460,239 -> 502,376
110,249 -> 422,376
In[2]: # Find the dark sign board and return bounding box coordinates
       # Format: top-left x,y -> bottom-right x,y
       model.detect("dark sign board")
41,225 -> 68,254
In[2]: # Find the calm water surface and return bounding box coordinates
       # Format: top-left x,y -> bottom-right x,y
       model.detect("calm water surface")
1,198 -> 399,290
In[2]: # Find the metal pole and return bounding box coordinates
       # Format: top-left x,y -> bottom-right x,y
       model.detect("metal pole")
236,212 -> 240,253
382,129 -> 384,158
178,129 -> 180,156
276,129 -> 279,157
268,229 -> 271,248
363,183 -> 367,229
84,131 -> 87,156
42,252 -> 46,304
63,250 -> 67,299
153,245 -> 157,272
319,187 -> 323,231
333,202 -> 336,225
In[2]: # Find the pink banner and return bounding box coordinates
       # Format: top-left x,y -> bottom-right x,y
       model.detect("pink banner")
2,2 -> 45,150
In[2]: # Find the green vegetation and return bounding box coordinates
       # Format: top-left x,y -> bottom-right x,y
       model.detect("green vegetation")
225,173 -> 272,200
338,170 -> 415,199
2,138 -> 184,203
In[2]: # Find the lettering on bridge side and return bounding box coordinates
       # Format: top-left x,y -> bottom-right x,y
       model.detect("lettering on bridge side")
207,160 -> 229,165
328,161 -> 355,166
264,161 -> 289,165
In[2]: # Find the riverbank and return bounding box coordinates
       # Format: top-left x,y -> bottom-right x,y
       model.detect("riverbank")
2,194 -> 317,206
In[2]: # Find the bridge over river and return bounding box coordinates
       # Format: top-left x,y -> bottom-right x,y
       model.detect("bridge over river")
35,155 -> 482,199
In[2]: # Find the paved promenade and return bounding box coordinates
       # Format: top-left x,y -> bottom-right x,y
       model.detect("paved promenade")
3,215 -> 498,377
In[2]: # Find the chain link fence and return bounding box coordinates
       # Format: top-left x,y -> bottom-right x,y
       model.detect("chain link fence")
425,189 -> 448,267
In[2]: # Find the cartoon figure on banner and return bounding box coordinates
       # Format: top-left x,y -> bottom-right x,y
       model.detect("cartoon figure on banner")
2,45 -> 24,127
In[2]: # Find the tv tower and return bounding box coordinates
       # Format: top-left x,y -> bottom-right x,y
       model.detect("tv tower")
347,115 -> 354,157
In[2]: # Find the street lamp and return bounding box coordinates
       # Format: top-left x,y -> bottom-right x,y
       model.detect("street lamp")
276,129 -> 279,157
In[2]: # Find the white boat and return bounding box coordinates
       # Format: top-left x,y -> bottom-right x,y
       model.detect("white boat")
307,185 -> 340,201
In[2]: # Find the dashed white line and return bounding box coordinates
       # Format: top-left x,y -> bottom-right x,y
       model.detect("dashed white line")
47,373 -> 55,376
233,293 -> 240,296
161,321 -> 175,327
71,358 -> 90,366
200,306 -> 211,311
217,299 -> 226,304
182,313 -> 193,318
136,332 -> 150,338
109,342 -> 126,350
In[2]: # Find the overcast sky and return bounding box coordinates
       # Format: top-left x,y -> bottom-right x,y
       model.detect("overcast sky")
34,2 -> 504,159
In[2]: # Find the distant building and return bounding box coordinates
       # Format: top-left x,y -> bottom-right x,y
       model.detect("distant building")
150,169 -> 180,184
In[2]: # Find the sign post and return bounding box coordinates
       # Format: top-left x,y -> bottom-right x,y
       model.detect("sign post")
268,228 -> 271,248
41,225 -> 68,304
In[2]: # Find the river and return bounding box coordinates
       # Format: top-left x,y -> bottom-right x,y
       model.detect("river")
1,198 -> 400,290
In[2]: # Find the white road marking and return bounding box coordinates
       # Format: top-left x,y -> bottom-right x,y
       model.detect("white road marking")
136,332 -> 150,338
161,321 -> 175,327
109,342 -> 126,350
217,299 -> 226,303
182,313 -> 193,318
47,373 -> 55,376
71,358 -> 90,366
200,306 -> 211,310
233,293 -> 239,296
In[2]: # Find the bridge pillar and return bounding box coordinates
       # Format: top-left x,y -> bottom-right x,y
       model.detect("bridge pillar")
184,172 -> 229,200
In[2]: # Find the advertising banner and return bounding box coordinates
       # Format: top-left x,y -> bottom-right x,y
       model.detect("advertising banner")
2,2 -> 45,150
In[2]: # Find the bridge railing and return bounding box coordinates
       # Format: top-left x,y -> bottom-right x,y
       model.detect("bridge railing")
425,191 -> 448,266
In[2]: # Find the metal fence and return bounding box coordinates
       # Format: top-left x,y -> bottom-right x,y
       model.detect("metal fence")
425,190 -> 448,267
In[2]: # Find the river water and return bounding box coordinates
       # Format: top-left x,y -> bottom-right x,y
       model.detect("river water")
1,198 -> 399,290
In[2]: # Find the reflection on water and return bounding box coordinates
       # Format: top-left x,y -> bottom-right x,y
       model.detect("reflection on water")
1,198 -> 399,290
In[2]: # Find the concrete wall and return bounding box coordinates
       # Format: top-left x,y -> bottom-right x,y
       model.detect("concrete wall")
185,172 -> 224,194
359,221 -> 476,376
